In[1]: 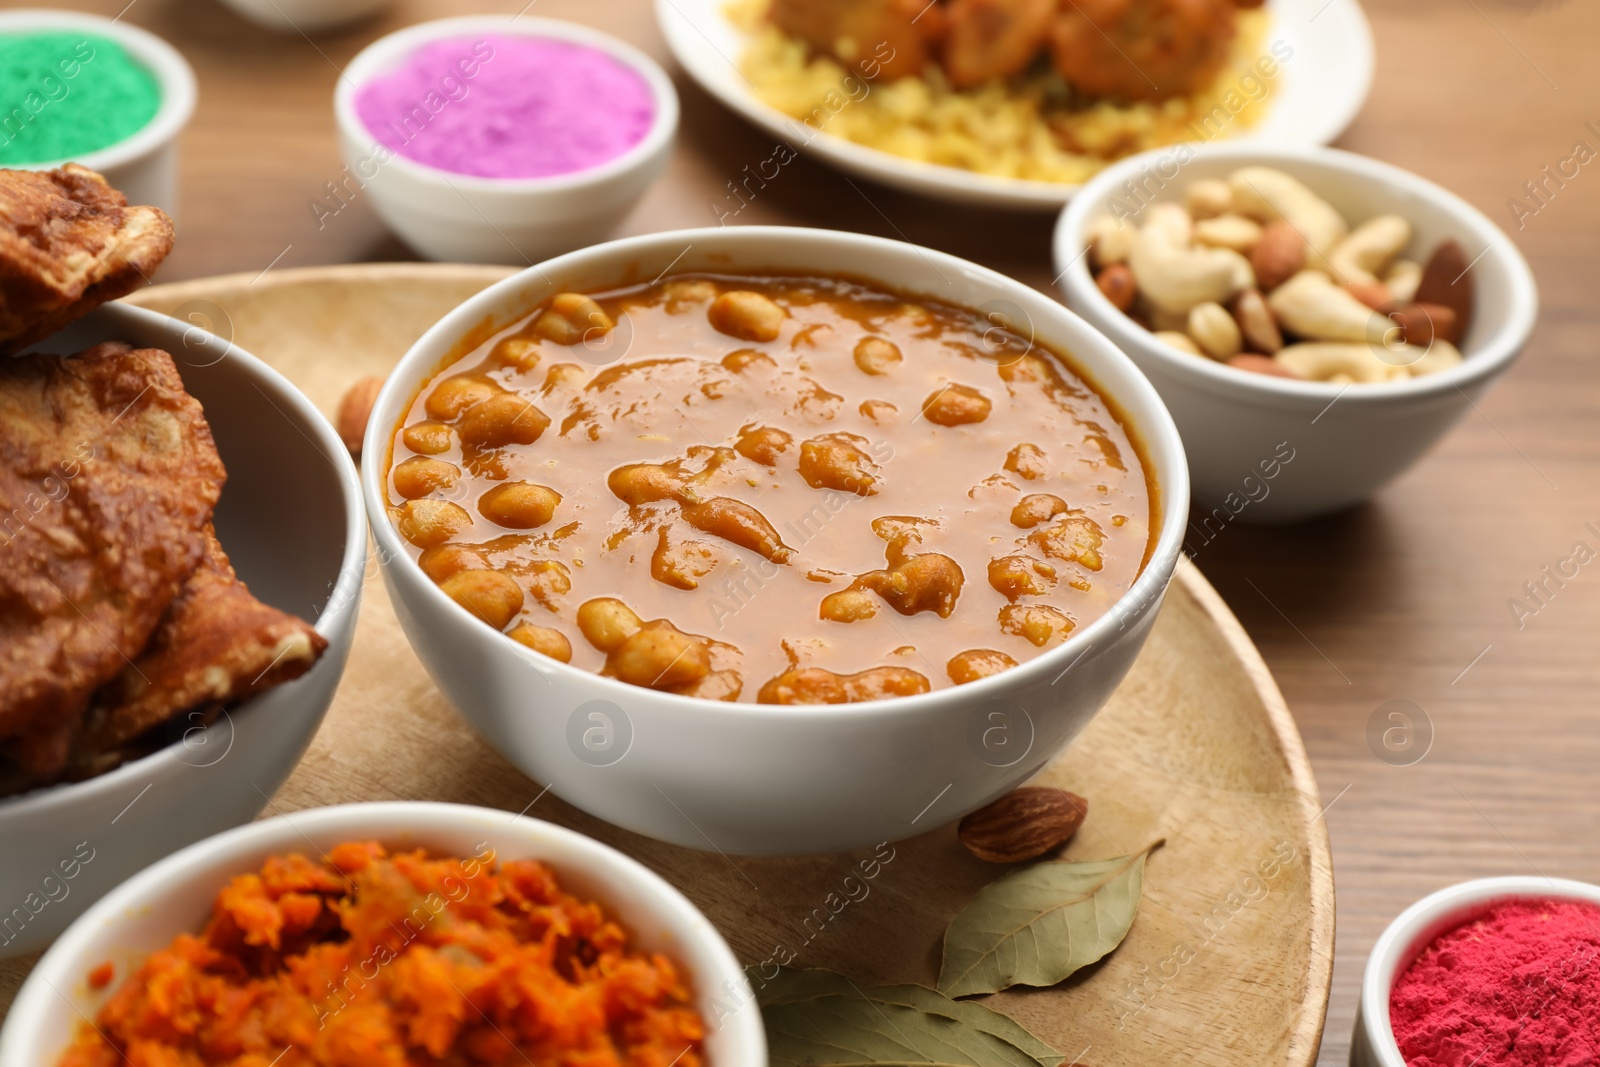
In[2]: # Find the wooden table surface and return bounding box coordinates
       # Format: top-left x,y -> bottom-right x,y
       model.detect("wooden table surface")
35,0 -> 1600,1062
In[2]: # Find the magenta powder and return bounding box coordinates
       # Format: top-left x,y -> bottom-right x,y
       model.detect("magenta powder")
355,34 -> 655,179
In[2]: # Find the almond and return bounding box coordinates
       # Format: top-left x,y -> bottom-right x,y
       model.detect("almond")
1415,238 -> 1475,339
958,786 -> 1087,863
1231,289 -> 1282,354
1095,263 -> 1137,312
1249,220 -> 1305,293
1390,302 -> 1459,347
337,375 -> 385,456
1343,278 -> 1393,311
1227,353 -> 1301,379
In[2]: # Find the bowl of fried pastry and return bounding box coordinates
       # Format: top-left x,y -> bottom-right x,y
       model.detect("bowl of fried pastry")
0,166 -> 366,957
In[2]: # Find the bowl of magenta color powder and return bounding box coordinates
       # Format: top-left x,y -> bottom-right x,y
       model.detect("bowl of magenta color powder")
1353,877 -> 1600,1067
0,10 -> 196,214
334,16 -> 678,265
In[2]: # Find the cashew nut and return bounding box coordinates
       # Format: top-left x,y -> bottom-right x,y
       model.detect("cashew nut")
1275,343 -> 1411,384
1153,331 -> 1203,357
1397,339 -> 1463,378
1232,289 -> 1283,354
1194,214 -> 1264,254
1228,167 -> 1348,272
1187,301 -> 1242,359
1267,270 -> 1392,344
1087,215 -> 1134,268
1185,178 -> 1235,219
1329,215 -> 1412,286
1384,259 -> 1424,306
1128,203 -> 1255,315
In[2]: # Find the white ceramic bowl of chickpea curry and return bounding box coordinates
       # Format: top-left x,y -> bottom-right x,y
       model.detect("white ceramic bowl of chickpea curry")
1055,142 -> 1538,523
362,226 -> 1189,855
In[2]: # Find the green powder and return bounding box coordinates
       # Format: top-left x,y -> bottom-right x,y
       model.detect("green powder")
0,32 -> 162,165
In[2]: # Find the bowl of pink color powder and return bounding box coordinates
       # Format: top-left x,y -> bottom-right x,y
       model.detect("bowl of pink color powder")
1353,876 -> 1600,1067
334,17 -> 678,265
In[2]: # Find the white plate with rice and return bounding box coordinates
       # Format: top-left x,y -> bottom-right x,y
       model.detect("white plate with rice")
655,0 -> 1374,211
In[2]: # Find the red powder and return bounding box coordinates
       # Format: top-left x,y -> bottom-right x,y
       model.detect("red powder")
1390,897 -> 1600,1067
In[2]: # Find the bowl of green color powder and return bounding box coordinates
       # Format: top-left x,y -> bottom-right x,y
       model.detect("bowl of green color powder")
0,11 -> 196,215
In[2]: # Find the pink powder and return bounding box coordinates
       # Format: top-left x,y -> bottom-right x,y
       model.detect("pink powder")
355,34 -> 655,180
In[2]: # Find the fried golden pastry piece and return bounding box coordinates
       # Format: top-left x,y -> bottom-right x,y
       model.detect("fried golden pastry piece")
74,528 -> 327,756
0,164 -> 174,355
768,0 -> 940,81
1050,0 -> 1236,102
943,0 -> 1059,87
0,343 -> 225,777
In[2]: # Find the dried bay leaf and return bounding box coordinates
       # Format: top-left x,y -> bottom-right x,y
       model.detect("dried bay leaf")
938,841 -> 1161,999
759,967 -> 1063,1067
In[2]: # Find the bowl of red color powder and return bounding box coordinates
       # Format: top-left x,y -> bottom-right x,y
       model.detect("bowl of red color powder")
1353,877 -> 1600,1067
333,17 -> 678,265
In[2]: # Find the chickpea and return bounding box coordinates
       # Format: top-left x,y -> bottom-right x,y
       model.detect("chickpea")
439,569 -> 524,630
611,625 -> 712,689
734,425 -> 792,467
798,433 -> 880,496
492,336 -> 543,371
721,348 -> 776,374
708,290 -> 786,343
542,363 -> 588,391
521,559 -> 573,608
948,649 -> 1019,685
676,669 -> 743,701
664,278 -> 720,310
425,374 -> 500,421
845,666 -> 931,701
418,543 -> 488,584
871,516 -> 930,564
533,293 -> 614,346
999,603 -> 1076,647
392,456 -> 460,500
859,399 -> 898,423
651,529 -> 717,590
1027,514 -> 1106,571
921,383 -> 992,426
757,667 -> 848,705
681,497 -> 792,563
861,553 -> 964,618
508,623 -> 572,663
853,336 -> 903,375
458,394 -> 550,450
1010,493 -> 1068,528
576,597 -> 642,652
395,499 -> 472,548
819,586 -> 877,622
1004,443 -> 1049,480
987,555 -> 1057,600
402,420 -> 455,455
478,482 -> 561,529
608,462 -> 688,506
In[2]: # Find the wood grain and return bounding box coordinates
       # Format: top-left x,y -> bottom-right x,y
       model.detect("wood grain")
10,1 -> 1600,1062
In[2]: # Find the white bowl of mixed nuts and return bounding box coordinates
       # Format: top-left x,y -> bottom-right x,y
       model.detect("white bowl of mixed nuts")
1054,143 -> 1538,523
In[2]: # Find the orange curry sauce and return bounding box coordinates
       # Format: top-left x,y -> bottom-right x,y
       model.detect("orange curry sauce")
386,273 -> 1154,703
59,843 -> 705,1067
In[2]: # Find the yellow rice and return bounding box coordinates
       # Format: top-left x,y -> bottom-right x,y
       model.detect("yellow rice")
729,0 -> 1277,185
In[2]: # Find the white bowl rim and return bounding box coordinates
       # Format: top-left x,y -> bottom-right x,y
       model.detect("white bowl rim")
1054,141 -> 1540,406
1358,875 -> 1600,1067
1,800 -> 765,1065
0,9 -> 197,173
0,302 -> 368,821
332,15 -> 680,194
362,223 -> 1191,723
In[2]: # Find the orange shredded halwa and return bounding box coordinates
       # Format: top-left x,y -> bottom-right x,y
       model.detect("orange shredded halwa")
59,841 -> 706,1067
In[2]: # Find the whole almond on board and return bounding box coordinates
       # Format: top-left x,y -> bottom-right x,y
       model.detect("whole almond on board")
958,786 -> 1087,863
1415,238 -> 1475,338
1228,353 -> 1301,379
1391,302 -> 1459,347
338,375 -> 385,456
1250,220 -> 1306,293
1095,263 -> 1137,312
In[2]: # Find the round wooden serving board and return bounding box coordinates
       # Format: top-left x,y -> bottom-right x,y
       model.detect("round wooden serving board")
1,266 -> 1335,1066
